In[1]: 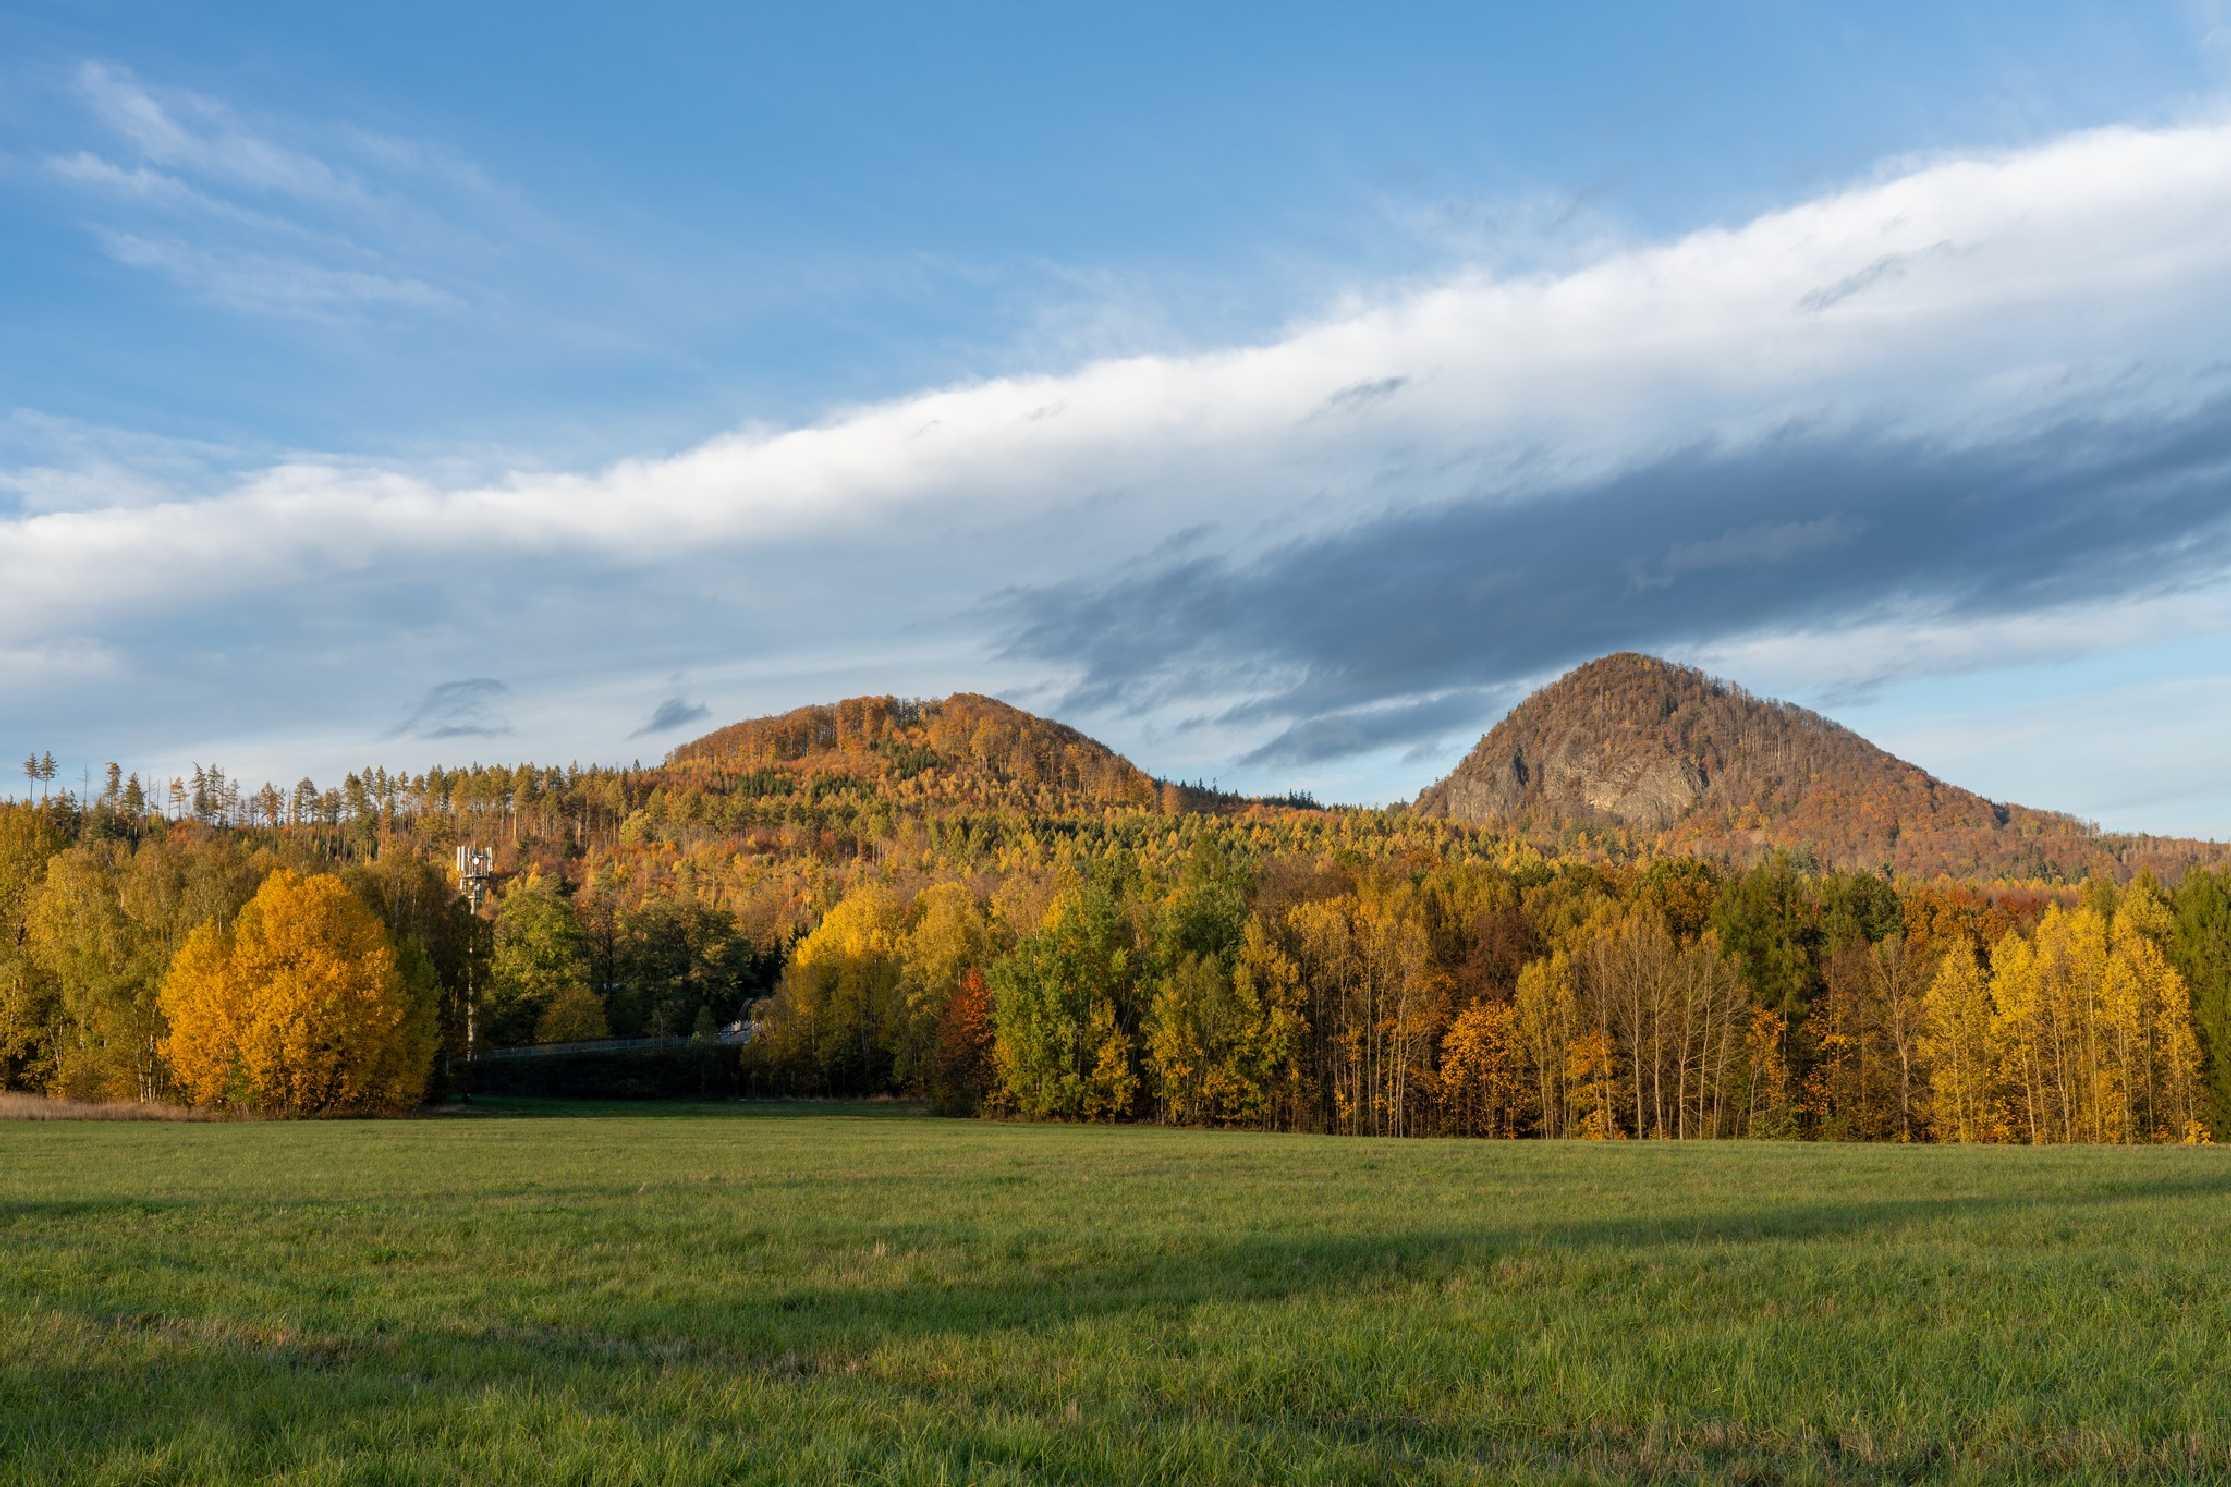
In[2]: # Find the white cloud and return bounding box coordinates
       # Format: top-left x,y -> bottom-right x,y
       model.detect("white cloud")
37,64 -> 517,333
34,59 -> 973,387
2199,1 -> 2231,80
75,62 -> 371,208
45,150 -> 371,250
0,410 -> 250,513
9,111 -> 2231,812
13,115 -> 2231,613
1687,587 -> 2231,705
93,231 -> 458,320
47,150 -> 206,204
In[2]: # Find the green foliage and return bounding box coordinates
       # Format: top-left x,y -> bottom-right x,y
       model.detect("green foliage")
488,873 -> 592,1046
601,895 -> 762,1039
536,983 -> 612,1043
16,834 -> 260,1103
1711,854 -> 1821,1023
1150,841 -> 1250,973
1817,869 -> 1903,951
1145,917 -> 1306,1127
2171,868 -> 2231,1129
343,853 -> 486,1092
989,881 -> 1137,1120
0,807 -> 62,1090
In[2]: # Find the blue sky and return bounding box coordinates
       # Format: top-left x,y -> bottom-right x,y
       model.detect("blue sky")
5,2 -> 2231,834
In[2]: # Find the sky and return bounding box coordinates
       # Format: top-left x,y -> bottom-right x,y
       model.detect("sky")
5,2 -> 2231,834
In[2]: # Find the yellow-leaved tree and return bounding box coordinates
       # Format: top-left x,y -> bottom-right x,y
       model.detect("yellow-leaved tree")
756,883 -> 906,1092
159,869 -> 436,1116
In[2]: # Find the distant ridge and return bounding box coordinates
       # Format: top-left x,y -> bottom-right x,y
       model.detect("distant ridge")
1415,652 -> 2227,880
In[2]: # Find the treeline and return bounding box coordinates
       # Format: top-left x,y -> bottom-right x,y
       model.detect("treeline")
0,807 -> 476,1108
0,801 -> 771,1110
751,848 -> 2231,1143
11,693 -> 1322,866
7,744 -> 2230,1141
18,754 -> 643,848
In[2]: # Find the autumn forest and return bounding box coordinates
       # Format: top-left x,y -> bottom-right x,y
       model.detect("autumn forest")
6,667 -> 2230,1143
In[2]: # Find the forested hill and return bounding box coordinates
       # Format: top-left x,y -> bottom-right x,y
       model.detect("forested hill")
13,659 -> 2231,1141
1414,652 -> 2229,881
663,693 -> 1162,811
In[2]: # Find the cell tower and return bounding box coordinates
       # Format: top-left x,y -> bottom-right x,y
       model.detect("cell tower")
455,843 -> 498,911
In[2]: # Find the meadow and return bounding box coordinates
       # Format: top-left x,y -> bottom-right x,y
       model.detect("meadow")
5,1105 -> 2230,1485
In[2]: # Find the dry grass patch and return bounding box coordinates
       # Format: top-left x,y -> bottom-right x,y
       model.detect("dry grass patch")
0,1092 -> 214,1121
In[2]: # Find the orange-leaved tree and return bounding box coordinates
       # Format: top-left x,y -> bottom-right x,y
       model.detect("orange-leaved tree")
159,869 -> 436,1116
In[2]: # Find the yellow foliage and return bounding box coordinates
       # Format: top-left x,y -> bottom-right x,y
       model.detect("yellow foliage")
158,869 -> 434,1116
758,882 -> 906,1086
1439,999 -> 1524,1138
1082,998 -> 1138,1120
1565,1029 -> 1622,1139
1928,905 -> 2212,1145
1513,951 -> 1577,1137
1921,945 -> 1997,1142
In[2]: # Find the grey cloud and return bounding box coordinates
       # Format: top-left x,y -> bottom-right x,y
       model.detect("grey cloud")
390,677 -> 512,740
631,696 -> 712,738
997,398 -> 2231,763
1798,240 -> 1954,312
1239,688 -> 1512,768
1316,375 -> 1410,417
1656,515 -> 1861,582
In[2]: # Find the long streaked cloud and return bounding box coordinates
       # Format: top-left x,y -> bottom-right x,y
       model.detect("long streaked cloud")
12,116 -> 2231,606
7,104 -> 2231,815
75,61 -> 373,208
0,409 -> 252,514
37,63 -> 501,325
31,59 -> 1149,365
96,232 -> 458,319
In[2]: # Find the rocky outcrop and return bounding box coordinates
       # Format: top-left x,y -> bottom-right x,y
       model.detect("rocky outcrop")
1415,652 -> 2227,879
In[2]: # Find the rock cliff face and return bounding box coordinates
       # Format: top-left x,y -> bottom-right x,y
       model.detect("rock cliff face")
1415,652 -> 2225,879
1417,654 -> 1791,832
1429,732 -> 1705,832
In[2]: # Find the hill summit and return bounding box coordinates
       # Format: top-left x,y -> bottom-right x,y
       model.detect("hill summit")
666,692 -> 1158,810
1415,653 -> 2219,879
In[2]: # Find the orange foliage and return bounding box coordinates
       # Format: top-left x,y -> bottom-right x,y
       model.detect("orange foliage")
158,869 -> 434,1116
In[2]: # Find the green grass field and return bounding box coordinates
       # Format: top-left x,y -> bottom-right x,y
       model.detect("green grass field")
6,1106 -> 2231,1485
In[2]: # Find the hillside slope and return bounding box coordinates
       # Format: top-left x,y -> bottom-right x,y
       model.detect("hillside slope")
1415,653 -> 2224,879
665,692 -> 1159,811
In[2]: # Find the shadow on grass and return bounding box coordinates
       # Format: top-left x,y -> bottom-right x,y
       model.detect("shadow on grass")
686,1167 -> 2231,1346
447,1096 -> 932,1120
17,1150 -> 2231,1487
13,1164 -> 2231,1482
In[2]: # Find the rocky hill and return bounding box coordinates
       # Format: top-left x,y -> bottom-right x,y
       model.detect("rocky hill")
1415,653 -> 2226,880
